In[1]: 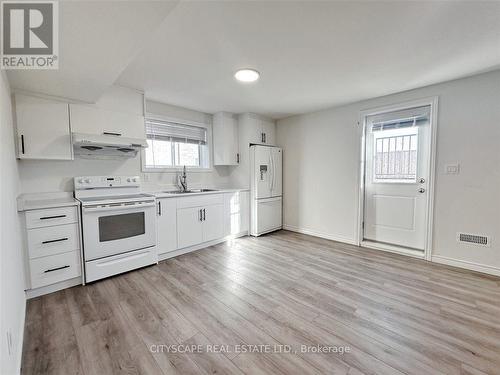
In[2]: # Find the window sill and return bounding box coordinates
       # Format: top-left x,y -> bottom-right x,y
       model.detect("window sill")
142,167 -> 214,173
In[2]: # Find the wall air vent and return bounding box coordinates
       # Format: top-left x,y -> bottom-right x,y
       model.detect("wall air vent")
457,233 -> 490,247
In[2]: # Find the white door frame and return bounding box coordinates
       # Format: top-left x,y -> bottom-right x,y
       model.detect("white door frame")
356,96 -> 439,260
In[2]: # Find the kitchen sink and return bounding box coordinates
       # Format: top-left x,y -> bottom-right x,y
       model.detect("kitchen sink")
164,189 -> 219,194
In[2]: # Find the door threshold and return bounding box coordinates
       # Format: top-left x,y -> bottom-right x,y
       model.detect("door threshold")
361,240 -> 425,259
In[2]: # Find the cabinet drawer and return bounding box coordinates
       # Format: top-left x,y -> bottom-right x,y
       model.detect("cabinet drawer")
27,223 -> 80,259
176,194 -> 223,209
25,206 -> 78,229
30,251 -> 81,289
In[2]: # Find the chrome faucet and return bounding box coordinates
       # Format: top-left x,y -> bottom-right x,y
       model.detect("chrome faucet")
178,165 -> 188,192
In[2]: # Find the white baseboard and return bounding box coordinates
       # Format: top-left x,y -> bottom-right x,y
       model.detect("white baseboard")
15,298 -> 26,375
432,255 -> 500,277
283,224 -> 357,245
158,231 -> 248,262
25,277 -> 82,299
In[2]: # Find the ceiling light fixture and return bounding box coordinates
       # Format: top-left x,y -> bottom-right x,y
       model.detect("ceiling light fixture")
234,68 -> 260,83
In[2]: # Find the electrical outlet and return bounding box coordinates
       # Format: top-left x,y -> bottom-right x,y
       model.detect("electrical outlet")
444,163 -> 460,175
6,330 -> 13,356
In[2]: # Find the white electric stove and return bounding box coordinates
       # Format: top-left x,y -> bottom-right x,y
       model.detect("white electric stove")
74,176 -> 157,282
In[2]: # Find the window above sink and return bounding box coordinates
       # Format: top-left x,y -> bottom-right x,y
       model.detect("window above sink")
142,116 -> 212,172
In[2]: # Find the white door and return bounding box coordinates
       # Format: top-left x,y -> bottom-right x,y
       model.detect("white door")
177,207 -> 203,248
252,146 -> 272,199
363,105 -> 431,251
203,204 -> 224,242
157,198 -> 177,254
271,148 -> 282,197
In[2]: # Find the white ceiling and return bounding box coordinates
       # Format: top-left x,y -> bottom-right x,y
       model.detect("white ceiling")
117,1 -> 500,119
7,0 -> 178,102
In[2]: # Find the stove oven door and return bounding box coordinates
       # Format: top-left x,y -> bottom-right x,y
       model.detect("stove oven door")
82,201 -> 156,261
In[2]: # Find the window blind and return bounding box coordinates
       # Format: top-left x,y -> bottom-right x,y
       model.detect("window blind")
145,118 -> 207,144
368,105 -> 431,132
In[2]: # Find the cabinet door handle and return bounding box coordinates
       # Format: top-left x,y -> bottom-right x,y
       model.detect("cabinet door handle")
44,265 -> 70,273
199,209 -> 203,221
42,237 -> 68,244
20,134 -> 25,154
203,208 -> 206,221
40,214 -> 66,220
263,133 -> 266,143
261,133 -> 264,143
157,201 -> 162,216
236,153 -> 240,164
103,132 -> 122,136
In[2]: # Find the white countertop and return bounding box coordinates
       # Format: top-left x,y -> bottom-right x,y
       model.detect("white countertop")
17,187 -> 250,210
17,192 -> 79,212
150,187 -> 249,199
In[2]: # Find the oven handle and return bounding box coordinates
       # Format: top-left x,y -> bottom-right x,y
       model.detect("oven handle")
83,202 -> 156,212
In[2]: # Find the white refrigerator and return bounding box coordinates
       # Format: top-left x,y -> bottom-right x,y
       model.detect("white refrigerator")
250,145 -> 282,236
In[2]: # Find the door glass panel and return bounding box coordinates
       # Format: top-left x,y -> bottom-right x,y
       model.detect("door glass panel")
373,128 -> 418,183
98,212 -> 145,242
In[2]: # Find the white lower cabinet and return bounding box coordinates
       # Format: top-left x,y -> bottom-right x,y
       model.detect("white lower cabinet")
203,204 -> 224,242
224,191 -> 249,236
177,206 -> 204,249
30,251 -> 81,289
176,194 -> 226,249
156,198 -> 178,254
22,205 -> 82,289
158,191 -> 249,255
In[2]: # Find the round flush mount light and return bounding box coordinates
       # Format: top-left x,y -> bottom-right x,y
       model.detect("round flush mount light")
234,68 -> 260,83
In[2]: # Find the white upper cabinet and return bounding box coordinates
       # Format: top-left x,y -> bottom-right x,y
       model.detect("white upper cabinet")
213,112 -> 239,165
238,113 -> 276,146
14,94 -> 73,160
261,119 -> 276,145
70,104 -> 146,139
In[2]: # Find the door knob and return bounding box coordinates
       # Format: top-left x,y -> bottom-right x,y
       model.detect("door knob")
418,188 -> 426,193
419,178 -> 425,183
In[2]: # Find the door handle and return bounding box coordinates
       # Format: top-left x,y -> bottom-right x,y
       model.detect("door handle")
418,188 -> 426,193
103,132 -> 122,136
419,178 -> 425,184
44,265 -> 70,273
203,208 -> 206,221
42,237 -> 69,244
199,209 -> 203,221
157,201 -> 162,216
21,134 -> 25,154
40,214 -> 66,220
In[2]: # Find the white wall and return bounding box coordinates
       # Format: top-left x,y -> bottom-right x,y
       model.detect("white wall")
18,88 -> 233,193
0,71 -> 26,375
277,70 -> 500,272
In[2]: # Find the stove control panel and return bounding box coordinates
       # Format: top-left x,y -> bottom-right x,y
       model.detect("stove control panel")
74,176 -> 141,189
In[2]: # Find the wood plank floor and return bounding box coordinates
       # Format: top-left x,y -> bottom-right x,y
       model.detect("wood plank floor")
21,230 -> 500,375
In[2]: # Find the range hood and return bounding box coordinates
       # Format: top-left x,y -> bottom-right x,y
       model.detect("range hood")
72,132 -> 148,159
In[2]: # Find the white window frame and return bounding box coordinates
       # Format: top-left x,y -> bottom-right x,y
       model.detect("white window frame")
141,114 -> 213,173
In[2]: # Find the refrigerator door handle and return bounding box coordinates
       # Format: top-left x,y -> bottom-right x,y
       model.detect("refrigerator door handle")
269,153 -> 273,192
271,151 -> 275,193
274,151 -> 277,194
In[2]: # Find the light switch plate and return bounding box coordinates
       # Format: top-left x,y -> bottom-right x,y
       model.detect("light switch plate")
444,163 -> 460,174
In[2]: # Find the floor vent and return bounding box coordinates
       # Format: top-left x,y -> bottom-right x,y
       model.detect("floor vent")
457,233 -> 490,247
